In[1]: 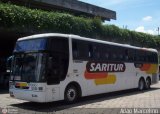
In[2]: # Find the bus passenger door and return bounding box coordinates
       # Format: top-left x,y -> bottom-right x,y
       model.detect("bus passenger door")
124,49 -> 137,89
134,62 -> 143,87
46,37 -> 69,101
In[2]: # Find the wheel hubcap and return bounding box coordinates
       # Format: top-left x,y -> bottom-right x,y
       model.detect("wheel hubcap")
139,80 -> 144,90
146,80 -> 150,88
67,88 -> 76,101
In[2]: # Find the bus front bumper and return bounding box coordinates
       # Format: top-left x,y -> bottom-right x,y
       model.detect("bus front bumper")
9,89 -> 46,103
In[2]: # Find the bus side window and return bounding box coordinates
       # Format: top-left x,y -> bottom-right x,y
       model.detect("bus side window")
125,49 -> 129,61
100,44 -> 109,61
145,53 -> 149,62
139,51 -> 146,62
88,44 -> 93,59
113,46 -> 125,61
146,52 -> 153,63
134,51 -> 139,62
94,44 -> 100,59
151,53 -> 158,63
119,49 -> 125,61
143,52 -> 148,62
112,53 -> 117,60
124,49 -> 134,62
129,49 -> 134,61
105,52 -> 109,60
72,41 -> 78,59
110,46 -> 119,61
117,48 -> 124,61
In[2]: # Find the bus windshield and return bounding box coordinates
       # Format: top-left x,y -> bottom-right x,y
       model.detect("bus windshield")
10,53 -> 46,82
14,38 -> 47,52
10,36 -> 69,84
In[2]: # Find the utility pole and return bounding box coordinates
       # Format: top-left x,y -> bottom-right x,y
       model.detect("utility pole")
157,27 -> 159,36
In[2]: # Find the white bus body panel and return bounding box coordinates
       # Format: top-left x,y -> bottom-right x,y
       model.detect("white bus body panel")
10,33 -> 159,102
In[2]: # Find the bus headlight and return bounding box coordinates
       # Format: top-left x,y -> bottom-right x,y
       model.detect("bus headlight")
38,87 -> 43,91
31,86 -> 43,91
31,86 -> 38,91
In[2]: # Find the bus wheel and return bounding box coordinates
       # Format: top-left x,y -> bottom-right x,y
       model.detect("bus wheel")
65,85 -> 78,103
145,78 -> 151,89
138,78 -> 145,91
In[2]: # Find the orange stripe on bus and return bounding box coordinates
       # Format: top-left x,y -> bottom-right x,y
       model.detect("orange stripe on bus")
140,64 -> 151,71
146,64 -> 158,74
84,70 -> 108,79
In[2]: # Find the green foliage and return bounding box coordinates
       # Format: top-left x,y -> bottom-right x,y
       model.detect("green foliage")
0,3 -> 160,49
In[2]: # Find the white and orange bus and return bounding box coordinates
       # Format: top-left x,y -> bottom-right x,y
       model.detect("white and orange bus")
9,33 -> 159,103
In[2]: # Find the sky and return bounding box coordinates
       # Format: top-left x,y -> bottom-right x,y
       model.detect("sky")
79,0 -> 160,35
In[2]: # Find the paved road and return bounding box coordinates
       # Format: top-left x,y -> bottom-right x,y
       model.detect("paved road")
0,82 -> 160,114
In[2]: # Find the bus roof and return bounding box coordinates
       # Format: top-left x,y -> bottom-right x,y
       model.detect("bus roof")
18,33 -> 158,53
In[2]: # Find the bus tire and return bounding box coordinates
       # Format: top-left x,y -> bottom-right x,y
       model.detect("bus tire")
64,85 -> 78,103
138,78 -> 145,91
145,77 -> 151,89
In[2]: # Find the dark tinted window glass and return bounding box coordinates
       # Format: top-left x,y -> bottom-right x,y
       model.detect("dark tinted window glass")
72,39 -> 88,60
72,39 -> 158,63
100,44 -> 110,61
88,43 -> 101,60
124,49 -> 135,62
48,37 -> 69,82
